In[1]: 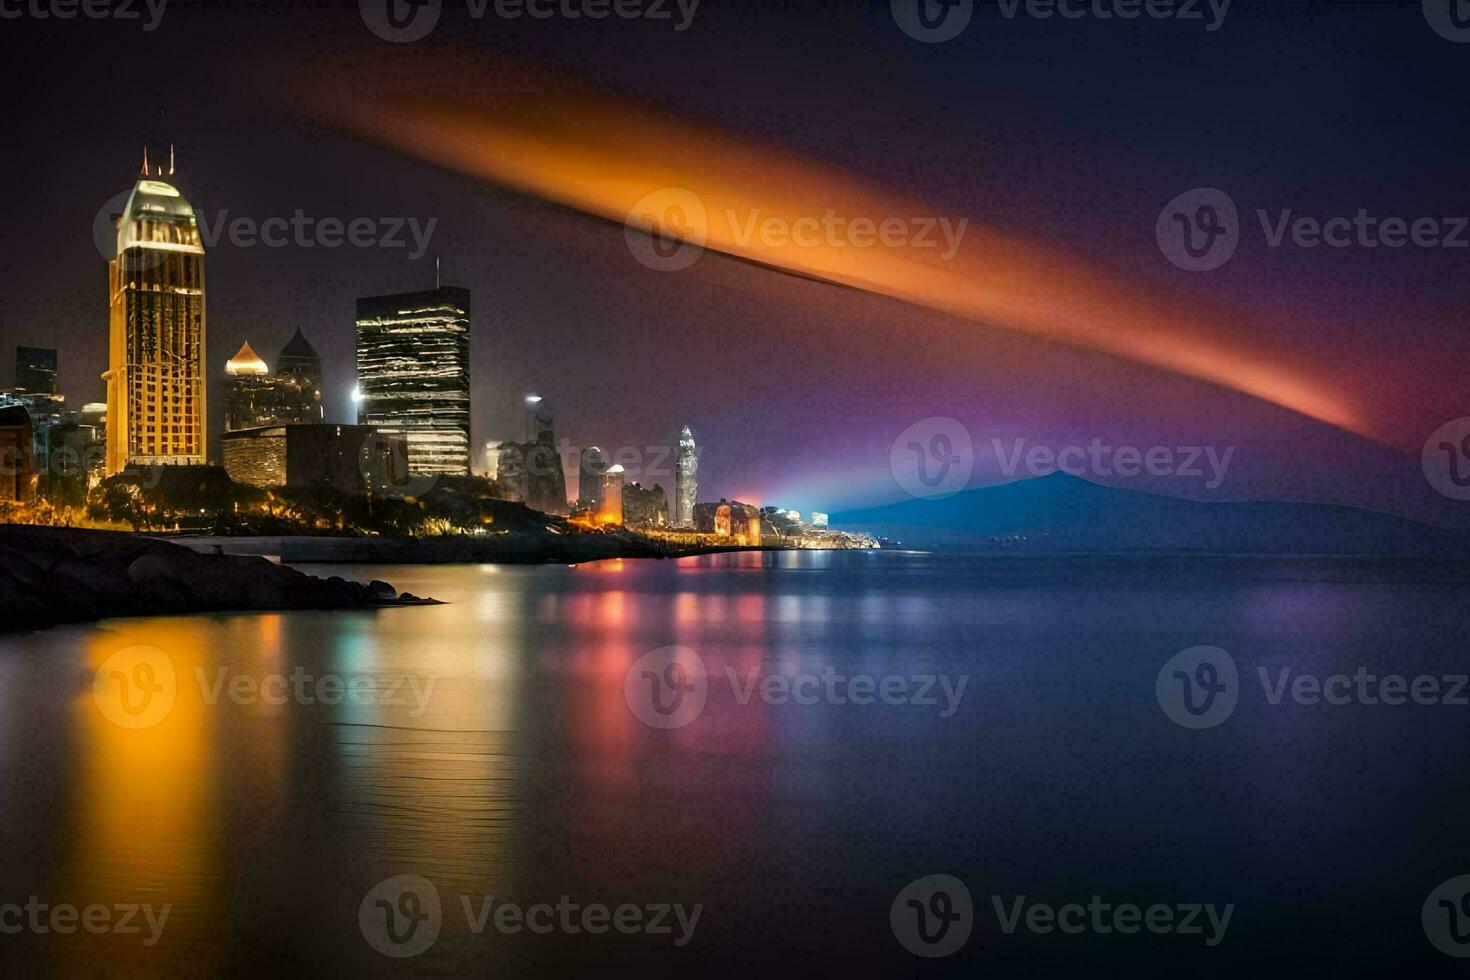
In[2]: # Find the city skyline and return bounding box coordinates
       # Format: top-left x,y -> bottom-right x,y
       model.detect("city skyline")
4,3 -> 1465,522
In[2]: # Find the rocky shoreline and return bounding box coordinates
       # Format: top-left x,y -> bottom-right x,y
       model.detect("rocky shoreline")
0,525 -> 434,633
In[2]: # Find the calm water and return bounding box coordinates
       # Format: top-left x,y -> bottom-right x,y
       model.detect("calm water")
2,550 -> 1469,977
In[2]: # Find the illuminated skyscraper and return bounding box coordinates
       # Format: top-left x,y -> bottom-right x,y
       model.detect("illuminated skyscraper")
355,285 -> 471,475
223,332 -> 323,435
673,425 -> 697,527
223,341 -> 272,432
600,464 -> 625,524
103,148 -> 206,475
579,445 -> 607,512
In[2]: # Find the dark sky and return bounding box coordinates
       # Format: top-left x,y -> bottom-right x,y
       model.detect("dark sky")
1,0 -> 1466,522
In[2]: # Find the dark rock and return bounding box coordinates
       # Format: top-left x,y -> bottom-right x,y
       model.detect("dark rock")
0,525 -> 431,631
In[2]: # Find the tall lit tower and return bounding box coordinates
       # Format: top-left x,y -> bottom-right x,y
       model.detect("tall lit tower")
579,445 -> 607,512
103,147 -> 207,475
355,283 -> 471,475
222,341 -> 272,431
674,425 -> 697,527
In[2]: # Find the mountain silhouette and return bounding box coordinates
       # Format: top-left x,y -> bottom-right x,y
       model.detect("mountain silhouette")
832,472 -> 1470,556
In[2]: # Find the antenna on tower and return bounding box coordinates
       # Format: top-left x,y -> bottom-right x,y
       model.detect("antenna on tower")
435,254 -> 441,290
141,146 -> 149,177
168,144 -> 175,176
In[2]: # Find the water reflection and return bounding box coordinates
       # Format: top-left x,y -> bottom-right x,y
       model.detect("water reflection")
0,553 -> 1466,975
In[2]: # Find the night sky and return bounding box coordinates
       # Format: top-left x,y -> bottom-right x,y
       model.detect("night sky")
1,0 -> 1466,523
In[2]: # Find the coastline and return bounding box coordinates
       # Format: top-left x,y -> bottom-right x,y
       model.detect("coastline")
0,525 -> 435,633
160,533 -> 805,564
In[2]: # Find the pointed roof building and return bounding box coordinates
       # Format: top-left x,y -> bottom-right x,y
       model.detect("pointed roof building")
224,341 -> 268,376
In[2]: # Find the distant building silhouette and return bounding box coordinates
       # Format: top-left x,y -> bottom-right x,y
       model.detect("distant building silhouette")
273,328 -> 324,424
15,347 -> 57,395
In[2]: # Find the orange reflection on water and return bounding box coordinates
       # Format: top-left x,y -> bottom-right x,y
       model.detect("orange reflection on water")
60,619 -> 222,976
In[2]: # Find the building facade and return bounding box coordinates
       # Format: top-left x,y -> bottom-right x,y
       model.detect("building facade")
223,341 -> 273,431
694,498 -> 761,544
221,423 -> 408,496
224,331 -> 325,433
599,464 -> 625,524
578,445 -> 607,512
673,425 -> 697,527
355,286 -> 471,475
104,155 -> 207,475
622,481 -> 668,527
273,328 -> 323,425
0,406 -> 36,502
